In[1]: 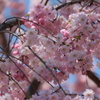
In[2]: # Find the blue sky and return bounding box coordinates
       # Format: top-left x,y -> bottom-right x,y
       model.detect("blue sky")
4,0 -> 60,18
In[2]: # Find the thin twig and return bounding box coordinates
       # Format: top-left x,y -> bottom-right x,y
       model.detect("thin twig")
55,0 -> 100,10
0,68 -> 27,97
0,47 -> 54,88
28,46 -> 67,95
9,57 -> 39,95
44,0 -> 49,5
55,0 -> 81,10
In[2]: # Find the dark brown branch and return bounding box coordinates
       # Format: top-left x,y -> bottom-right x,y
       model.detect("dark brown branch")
55,0 -> 100,10
55,0 -> 81,10
0,17 -> 23,57
44,0 -> 49,5
87,71 -> 100,87
0,17 -> 23,31
0,33 -> 10,55
25,78 -> 40,99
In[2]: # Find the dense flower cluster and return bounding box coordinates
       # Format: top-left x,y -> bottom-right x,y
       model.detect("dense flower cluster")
28,89 -> 94,100
0,0 -> 100,100
19,3 -> 100,81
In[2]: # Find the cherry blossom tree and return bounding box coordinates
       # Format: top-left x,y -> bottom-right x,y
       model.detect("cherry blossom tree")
0,0 -> 100,100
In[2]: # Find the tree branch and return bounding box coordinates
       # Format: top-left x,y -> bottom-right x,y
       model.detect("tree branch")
87,71 -> 100,87
0,17 -> 23,31
55,0 -> 100,10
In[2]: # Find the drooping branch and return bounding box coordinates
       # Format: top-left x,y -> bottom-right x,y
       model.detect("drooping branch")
0,17 -> 23,57
28,46 -> 67,95
55,0 -> 81,10
55,0 -> 100,10
0,68 -> 27,97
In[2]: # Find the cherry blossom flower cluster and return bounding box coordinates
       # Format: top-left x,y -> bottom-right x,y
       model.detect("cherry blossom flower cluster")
0,88 -> 94,100
19,3 -> 100,82
0,1 -> 100,100
28,88 -> 94,100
